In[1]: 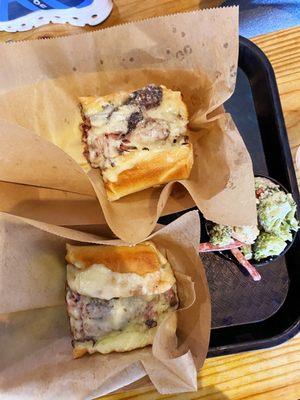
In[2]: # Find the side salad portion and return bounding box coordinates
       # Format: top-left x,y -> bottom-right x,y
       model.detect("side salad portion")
252,177 -> 298,260
199,177 -> 299,281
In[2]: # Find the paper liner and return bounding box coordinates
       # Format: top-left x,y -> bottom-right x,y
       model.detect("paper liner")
0,210 -> 210,398
0,7 -> 257,242
0,181 -> 106,227
0,118 -> 93,196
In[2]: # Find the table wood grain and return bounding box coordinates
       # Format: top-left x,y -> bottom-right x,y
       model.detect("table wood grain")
103,335 -> 300,400
0,2 -> 299,399
253,27 -> 300,189
0,0 -> 222,42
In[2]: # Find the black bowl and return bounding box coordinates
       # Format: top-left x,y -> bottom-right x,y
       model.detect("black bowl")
204,174 -> 298,268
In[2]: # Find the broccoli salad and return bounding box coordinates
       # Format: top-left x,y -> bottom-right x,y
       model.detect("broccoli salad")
209,177 -> 299,262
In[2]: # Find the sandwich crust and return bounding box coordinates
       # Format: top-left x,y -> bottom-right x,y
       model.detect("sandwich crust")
66,241 -> 176,299
66,241 -> 161,275
73,347 -> 88,359
104,143 -> 193,201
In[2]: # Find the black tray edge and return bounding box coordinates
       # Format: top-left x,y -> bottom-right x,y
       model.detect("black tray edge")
208,318 -> 299,357
208,36 -> 300,357
238,36 -> 300,202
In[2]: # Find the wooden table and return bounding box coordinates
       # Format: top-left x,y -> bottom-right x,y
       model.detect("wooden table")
1,1 -> 299,399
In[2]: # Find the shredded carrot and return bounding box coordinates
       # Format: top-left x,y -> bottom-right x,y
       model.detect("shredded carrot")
231,248 -> 261,281
199,240 -> 245,252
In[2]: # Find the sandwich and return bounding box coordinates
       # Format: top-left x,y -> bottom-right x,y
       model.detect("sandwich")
65,241 -> 179,358
79,84 -> 193,201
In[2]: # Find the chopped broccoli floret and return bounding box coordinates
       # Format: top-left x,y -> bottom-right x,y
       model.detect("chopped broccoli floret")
255,177 -> 279,192
286,194 -> 299,232
274,221 -> 293,242
209,224 -> 233,246
241,244 -> 253,260
255,177 -> 280,199
258,191 -> 292,233
253,232 -> 286,261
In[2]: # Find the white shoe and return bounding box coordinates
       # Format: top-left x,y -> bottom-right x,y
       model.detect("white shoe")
0,0 -> 113,32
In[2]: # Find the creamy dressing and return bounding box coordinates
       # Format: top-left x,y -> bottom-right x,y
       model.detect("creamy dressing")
232,225 -> 259,244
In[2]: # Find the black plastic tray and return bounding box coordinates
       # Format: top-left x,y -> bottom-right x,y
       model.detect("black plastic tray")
160,37 -> 300,356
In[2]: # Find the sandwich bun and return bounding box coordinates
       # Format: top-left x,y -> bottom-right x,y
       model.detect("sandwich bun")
66,241 -> 176,299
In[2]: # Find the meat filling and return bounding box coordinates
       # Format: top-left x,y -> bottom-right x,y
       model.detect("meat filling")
81,84 -> 189,170
125,84 -> 163,109
66,286 -> 178,345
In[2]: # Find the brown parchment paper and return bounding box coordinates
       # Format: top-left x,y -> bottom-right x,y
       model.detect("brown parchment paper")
0,180 -> 193,228
0,210 -> 211,398
0,181 -> 105,226
0,119 -> 195,228
0,7 -> 257,243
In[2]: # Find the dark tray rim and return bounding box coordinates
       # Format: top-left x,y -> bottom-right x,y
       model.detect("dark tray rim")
207,36 -> 300,357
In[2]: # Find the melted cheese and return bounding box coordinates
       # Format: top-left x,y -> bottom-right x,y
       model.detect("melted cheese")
80,85 -> 189,179
88,104 -> 138,142
75,322 -> 155,355
80,92 -> 128,116
147,88 -> 186,121
74,310 -> 173,354
67,260 -> 175,299
68,288 -> 176,341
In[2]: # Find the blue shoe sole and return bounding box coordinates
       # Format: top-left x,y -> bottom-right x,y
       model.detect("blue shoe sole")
0,0 -> 112,31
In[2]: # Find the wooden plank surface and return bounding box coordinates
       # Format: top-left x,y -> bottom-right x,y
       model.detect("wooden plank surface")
0,1 -> 299,399
252,27 -> 300,189
102,335 -> 300,400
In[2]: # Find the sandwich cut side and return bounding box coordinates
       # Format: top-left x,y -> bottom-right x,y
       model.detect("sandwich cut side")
80,84 -> 193,201
65,241 -> 179,358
